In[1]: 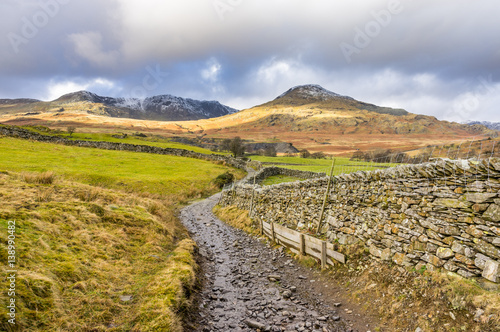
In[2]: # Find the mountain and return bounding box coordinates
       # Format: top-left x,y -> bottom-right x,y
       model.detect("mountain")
466,120 -> 500,131
0,84 -> 495,155
265,84 -> 408,116
0,98 -> 40,105
176,84 -> 496,153
0,91 -> 238,121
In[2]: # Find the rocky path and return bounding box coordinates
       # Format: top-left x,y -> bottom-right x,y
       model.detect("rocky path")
181,194 -> 376,332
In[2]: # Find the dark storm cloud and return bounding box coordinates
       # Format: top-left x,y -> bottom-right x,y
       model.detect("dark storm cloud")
0,0 -> 499,120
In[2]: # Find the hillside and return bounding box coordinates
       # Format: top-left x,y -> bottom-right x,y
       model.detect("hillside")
0,91 -> 238,121
266,84 -> 408,116
466,121 -> 500,131
0,85 -> 496,155
0,172 -> 197,331
0,133 -> 245,330
187,85 -> 496,154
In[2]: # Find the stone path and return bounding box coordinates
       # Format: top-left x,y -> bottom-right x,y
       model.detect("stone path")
181,193 -> 373,332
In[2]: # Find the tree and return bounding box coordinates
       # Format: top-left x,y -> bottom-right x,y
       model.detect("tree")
264,145 -> 277,157
311,152 -> 326,159
220,138 -> 231,152
229,137 -> 246,157
67,126 -> 76,136
299,149 -> 311,158
350,150 -> 364,161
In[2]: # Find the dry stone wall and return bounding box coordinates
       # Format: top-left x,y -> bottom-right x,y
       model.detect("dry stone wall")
0,125 -> 246,169
242,166 -> 326,185
221,159 -> 500,283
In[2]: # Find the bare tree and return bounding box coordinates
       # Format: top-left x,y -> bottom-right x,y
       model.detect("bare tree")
229,137 -> 245,157
67,126 -> 76,136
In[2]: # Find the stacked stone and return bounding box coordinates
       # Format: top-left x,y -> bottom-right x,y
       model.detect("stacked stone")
240,166 -> 326,185
220,159 -> 500,283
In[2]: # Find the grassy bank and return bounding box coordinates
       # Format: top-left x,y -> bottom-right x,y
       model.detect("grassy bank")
0,136 -> 244,331
0,137 -> 244,201
0,172 -> 196,331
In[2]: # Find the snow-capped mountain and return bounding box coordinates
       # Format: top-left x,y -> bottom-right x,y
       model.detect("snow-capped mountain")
113,95 -> 238,119
52,91 -> 238,121
275,84 -> 354,101
267,84 -> 408,116
465,121 -> 500,131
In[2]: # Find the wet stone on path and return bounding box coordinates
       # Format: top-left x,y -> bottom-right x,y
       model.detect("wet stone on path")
181,193 -> 358,332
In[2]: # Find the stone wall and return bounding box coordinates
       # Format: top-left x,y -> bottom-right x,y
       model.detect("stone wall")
0,125 -> 246,170
242,166 -> 326,185
221,159 -> 500,283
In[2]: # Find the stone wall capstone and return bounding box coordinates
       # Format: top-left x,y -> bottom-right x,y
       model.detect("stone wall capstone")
241,166 -> 325,185
221,159 -> 500,283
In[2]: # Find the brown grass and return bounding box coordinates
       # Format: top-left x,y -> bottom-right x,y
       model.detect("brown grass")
1,102 -> 491,156
22,171 -> 56,185
213,205 -> 259,236
0,171 -> 199,331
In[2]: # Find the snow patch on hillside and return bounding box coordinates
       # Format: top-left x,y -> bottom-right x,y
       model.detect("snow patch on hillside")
277,84 -> 354,100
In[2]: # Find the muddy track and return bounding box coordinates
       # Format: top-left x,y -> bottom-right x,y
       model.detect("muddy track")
181,194 -> 376,332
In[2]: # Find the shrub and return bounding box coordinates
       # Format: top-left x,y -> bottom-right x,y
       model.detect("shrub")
213,172 -> 234,189
311,152 -> 326,159
300,149 -> 311,158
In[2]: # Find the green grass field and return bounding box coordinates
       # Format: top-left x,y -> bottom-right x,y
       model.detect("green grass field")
261,175 -> 308,186
0,136 -> 245,331
0,137 -> 244,200
22,126 -> 220,155
250,155 -> 397,175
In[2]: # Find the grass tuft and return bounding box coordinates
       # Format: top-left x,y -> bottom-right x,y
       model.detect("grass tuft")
22,171 -> 56,185
213,205 -> 258,235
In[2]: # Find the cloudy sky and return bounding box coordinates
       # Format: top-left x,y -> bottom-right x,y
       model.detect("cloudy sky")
1,0 -> 499,122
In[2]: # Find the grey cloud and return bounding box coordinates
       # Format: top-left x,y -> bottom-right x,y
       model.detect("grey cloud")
0,0 -> 499,121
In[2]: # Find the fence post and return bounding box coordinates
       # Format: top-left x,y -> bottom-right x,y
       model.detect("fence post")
300,234 -> 305,256
249,174 -> 256,217
271,222 -> 276,243
321,241 -> 327,269
316,159 -> 336,234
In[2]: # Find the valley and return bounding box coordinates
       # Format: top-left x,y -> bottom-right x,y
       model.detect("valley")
1,85 -> 496,156
1,84 -> 499,332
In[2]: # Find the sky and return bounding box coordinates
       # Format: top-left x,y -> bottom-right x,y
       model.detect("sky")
1,0 -> 499,122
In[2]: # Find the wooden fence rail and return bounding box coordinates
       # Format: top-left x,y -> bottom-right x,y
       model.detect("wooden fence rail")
260,220 -> 345,268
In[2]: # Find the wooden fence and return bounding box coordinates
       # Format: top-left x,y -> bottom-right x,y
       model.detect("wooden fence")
261,220 -> 345,268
